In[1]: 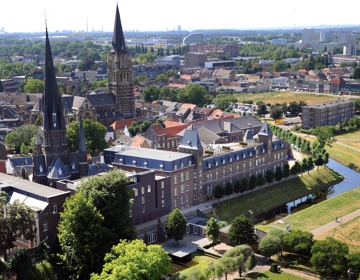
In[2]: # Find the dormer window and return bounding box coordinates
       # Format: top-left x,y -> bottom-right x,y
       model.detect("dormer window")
39,165 -> 43,173
160,163 -> 164,170
58,168 -> 62,176
72,162 -> 75,170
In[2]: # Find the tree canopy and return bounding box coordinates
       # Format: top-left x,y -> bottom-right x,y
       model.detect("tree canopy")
91,239 -> 171,280
66,118 -> 108,156
166,208 -> 187,245
228,215 -> 258,246
24,78 -> 44,93
223,245 -> 256,277
58,171 -> 136,279
177,84 -> 212,107
4,124 -> 37,153
206,217 -> 220,249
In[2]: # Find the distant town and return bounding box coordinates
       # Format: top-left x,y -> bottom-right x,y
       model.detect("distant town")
1,6 -> 360,280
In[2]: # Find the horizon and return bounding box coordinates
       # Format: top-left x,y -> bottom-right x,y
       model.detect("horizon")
1,0 -> 360,34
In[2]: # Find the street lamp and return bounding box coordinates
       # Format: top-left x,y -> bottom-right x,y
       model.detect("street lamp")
249,210 -> 254,224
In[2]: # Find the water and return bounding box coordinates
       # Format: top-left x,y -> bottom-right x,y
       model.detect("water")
286,159 -> 360,213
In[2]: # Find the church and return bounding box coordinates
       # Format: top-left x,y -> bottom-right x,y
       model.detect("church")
7,5 -> 133,185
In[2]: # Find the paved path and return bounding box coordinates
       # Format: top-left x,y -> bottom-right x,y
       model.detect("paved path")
311,208 -> 360,237
336,139 -> 360,153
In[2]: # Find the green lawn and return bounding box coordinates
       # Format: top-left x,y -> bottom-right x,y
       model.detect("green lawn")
213,167 -> 343,223
257,186 -> 360,233
176,252 -> 218,277
254,271 -> 309,280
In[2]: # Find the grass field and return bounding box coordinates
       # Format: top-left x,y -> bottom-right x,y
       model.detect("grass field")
236,91 -> 341,106
316,216 -> 360,253
254,271 -> 309,280
257,186 -> 360,233
177,252 -> 218,277
213,167 -> 343,223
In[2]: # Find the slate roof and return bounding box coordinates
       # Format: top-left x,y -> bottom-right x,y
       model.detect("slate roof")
87,92 -> 116,107
111,4 -> 127,53
257,122 -> 273,136
243,130 -> 254,141
87,162 -> 110,176
32,155 -> 47,177
179,129 -> 203,150
68,152 -> 80,173
47,156 -> 71,180
196,127 -> 221,145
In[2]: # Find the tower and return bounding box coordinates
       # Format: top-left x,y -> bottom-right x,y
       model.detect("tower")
41,27 -> 68,169
107,5 -> 135,118
257,122 -> 273,153
78,115 -> 88,177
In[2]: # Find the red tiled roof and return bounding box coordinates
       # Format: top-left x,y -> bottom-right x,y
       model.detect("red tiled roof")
165,124 -> 190,137
151,124 -> 166,135
110,119 -> 134,130
168,83 -> 186,89
180,103 -> 197,110
130,135 -> 146,148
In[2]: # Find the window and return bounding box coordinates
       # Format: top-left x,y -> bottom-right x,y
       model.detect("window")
174,199 -> 178,207
142,205 -> 145,213
181,173 -> 184,182
194,183 -> 197,189
142,196 -> 145,204
216,171 -> 218,179
230,167 -> 232,174
43,222 -> 48,232
174,188 -> 178,196
186,195 -> 189,203
174,176 -> 177,184
134,188 -> 138,196
194,194 -> 197,200
129,210 -> 132,217
188,160 -> 192,165
181,185 -> 184,193
186,172 -> 189,180
141,187 -> 145,195
161,181 -> 164,189
186,183 -> 189,192
181,197 -> 184,204
207,173 -> 210,181
148,185 -> 151,193
52,204 -> 57,214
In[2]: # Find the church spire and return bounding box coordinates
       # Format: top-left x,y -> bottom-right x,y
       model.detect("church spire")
42,27 -> 64,130
78,115 -> 87,154
111,4 -> 127,53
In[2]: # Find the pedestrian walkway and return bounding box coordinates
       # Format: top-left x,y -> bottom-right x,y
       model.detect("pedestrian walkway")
311,208 -> 360,237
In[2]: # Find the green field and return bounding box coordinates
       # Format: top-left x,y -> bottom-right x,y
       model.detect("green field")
257,187 -> 360,233
254,270 -> 309,280
213,167 -> 343,223
236,91 -> 341,106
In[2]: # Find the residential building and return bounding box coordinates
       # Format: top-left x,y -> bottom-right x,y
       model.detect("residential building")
184,53 -> 208,67
302,28 -> 319,46
320,29 -> 331,42
343,45 -> 357,56
302,99 -> 355,129
338,30 -> 356,45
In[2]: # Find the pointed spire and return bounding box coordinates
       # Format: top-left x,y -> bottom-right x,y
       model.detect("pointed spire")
112,4 -> 127,53
42,26 -> 64,130
78,115 -> 87,154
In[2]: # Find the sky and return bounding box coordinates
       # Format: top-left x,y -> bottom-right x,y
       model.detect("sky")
1,0 -> 360,33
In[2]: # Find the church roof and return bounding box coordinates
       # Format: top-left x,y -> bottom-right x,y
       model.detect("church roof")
87,162 -> 110,176
42,28 -> 65,130
111,4 -> 127,53
47,156 -> 71,180
78,116 -> 87,153
68,152 -> 80,173
33,155 -> 47,177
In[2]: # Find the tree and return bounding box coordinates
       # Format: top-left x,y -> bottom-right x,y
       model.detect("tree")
248,174 -> 257,193
352,67 -> 360,79
240,176 -> 248,194
34,114 -> 43,126
213,94 -> 237,111
90,240 -> 171,280
24,78 -> 44,93
0,195 -> 37,261
206,217 -> 220,249
142,85 -> 160,102
347,252 -> 360,280
233,179 -> 241,197
66,119 -> 108,156
177,84 -> 211,107
20,143 -> 29,155
282,163 -> 290,180
291,161 -> 301,177
140,120 -> 152,133
57,194 -> 105,279
264,169 -> 274,186
4,124 -> 37,153
310,237 -> 348,278
6,248 -> 36,280
300,157 -> 308,176
133,75 -> 150,85
256,172 -> 266,192
213,184 -> 225,204
159,86 -> 178,101
257,103 -> 268,116
215,257 -> 236,280
0,80 -> 3,92
155,73 -> 167,83
224,182 -> 233,202
274,166 -> 283,182
283,230 -> 314,257
128,121 -> 140,137
228,215 -> 258,246
166,208 -> 186,245
258,234 -> 282,259
307,156 -> 314,174
223,245 -> 256,277
269,105 -> 283,120
313,126 -> 336,147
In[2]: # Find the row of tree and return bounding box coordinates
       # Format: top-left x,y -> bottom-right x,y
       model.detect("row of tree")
259,229 -> 360,279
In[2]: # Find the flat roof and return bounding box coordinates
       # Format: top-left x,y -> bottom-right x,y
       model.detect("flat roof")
117,148 -> 191,162
0,173 -> 70,198
303,99 -> 353,109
